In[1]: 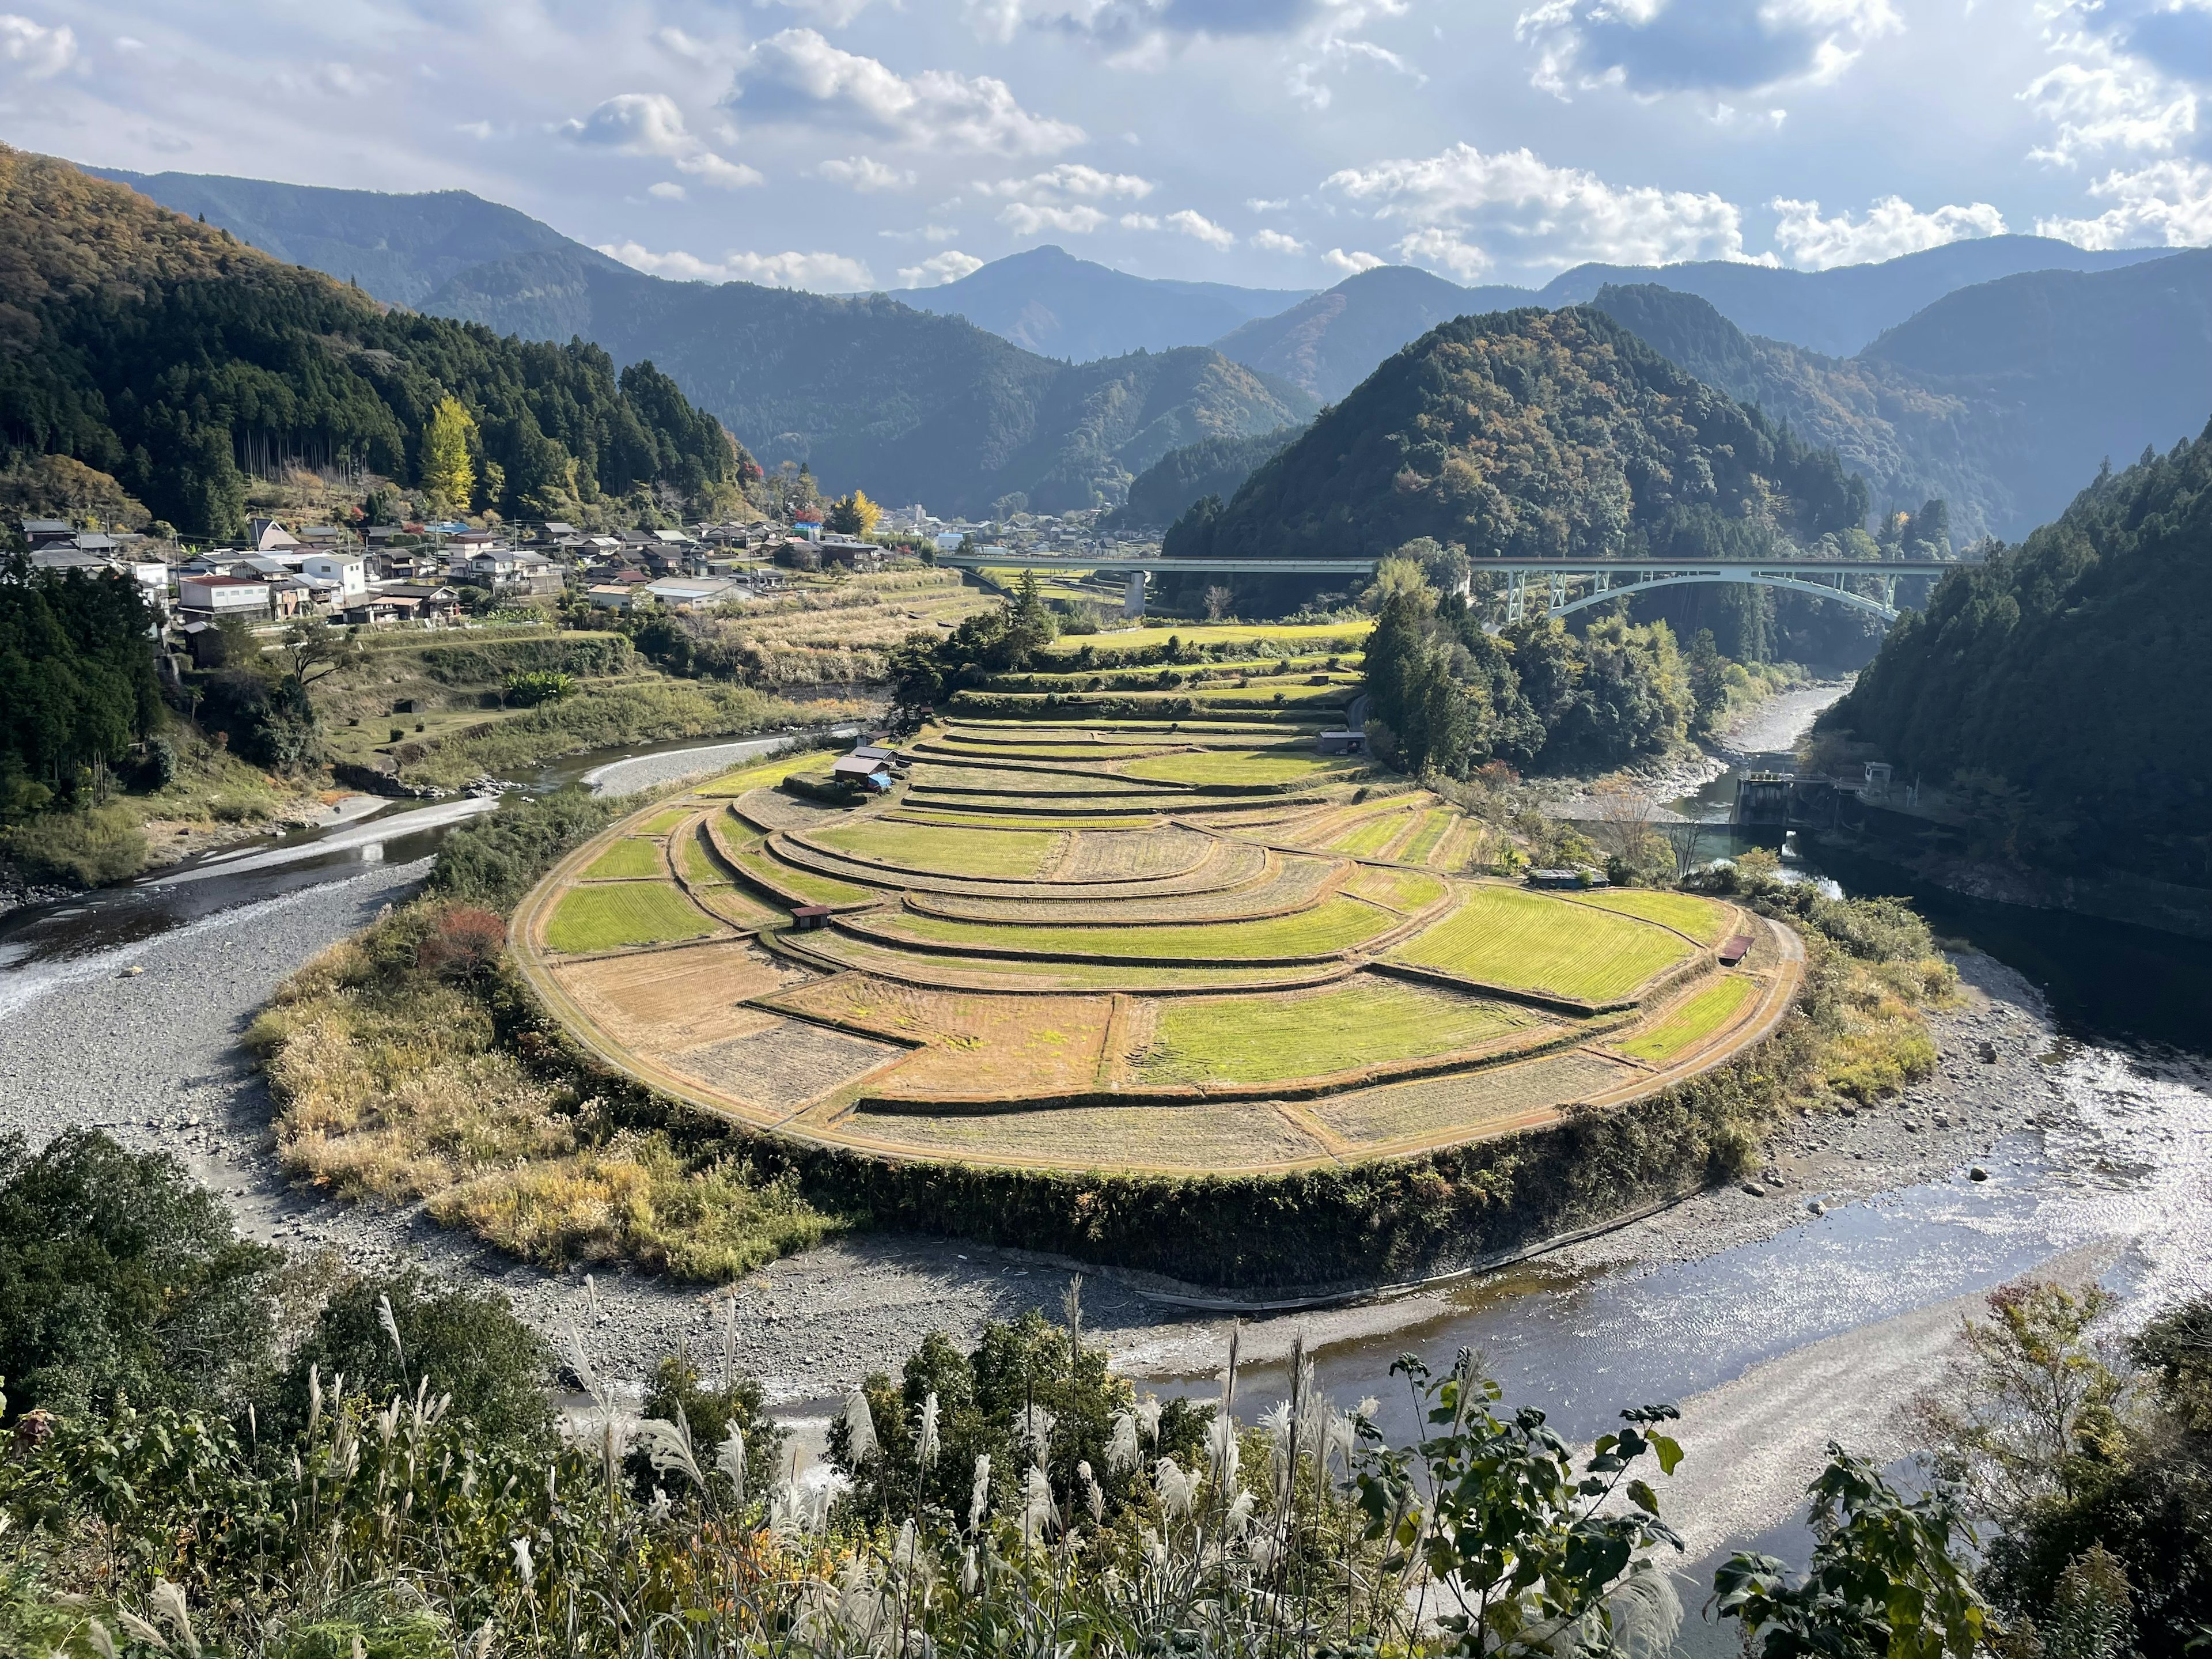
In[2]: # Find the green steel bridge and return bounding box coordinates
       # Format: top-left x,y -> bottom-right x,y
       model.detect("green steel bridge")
933,551 -> 1972,622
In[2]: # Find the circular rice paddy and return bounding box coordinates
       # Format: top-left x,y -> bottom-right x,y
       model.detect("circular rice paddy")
510,721 -> 1801,1175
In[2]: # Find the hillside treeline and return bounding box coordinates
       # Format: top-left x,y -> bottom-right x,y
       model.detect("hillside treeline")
1161,306 -> 1868,593
1827,427 -> 2212,886
0,147 -> 747,538
0,559 -> 161,808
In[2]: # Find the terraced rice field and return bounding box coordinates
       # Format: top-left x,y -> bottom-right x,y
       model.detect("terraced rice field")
511,716 -> 1793,1176
1385,884 -> 1702,1005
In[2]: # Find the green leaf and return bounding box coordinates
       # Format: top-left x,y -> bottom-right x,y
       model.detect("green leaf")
1649,1433 -> 1683,1475
1627,1478 -> 1659,1515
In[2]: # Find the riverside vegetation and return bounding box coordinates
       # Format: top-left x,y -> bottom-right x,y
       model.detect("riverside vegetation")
3,1123 -> 2202,1656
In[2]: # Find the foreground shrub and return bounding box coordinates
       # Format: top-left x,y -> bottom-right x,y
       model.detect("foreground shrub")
0,801 -> 147,885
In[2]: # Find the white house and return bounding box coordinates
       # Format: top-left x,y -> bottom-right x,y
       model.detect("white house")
178,574 -> 272,618
302,552 -> 368,599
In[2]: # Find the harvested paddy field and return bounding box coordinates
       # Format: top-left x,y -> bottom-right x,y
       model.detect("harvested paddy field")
510,717 -> 1800,1174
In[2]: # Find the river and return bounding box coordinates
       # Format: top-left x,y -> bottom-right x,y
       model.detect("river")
1,703 -> 2205,1647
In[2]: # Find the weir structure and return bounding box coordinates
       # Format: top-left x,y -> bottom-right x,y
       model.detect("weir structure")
931,552 -> 1970,624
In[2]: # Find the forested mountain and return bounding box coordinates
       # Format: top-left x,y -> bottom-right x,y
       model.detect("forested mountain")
911,244 -> 1308,361
81,166 -> 619,308
1824,430 -> 2212,888
426,249 -> 1316,514
1172,305 -> 1866,567
1213,266 -> 1526,401
0,147 -> 741,539
1105,424 -> 1303,529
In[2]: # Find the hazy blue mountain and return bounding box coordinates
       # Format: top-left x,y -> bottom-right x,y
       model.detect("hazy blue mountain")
910,244 -> 1311,361
1213,266 -> 1529,401
79,166 -> 619,307
425,249 -> 1316,516
1537,235 -> 2175,358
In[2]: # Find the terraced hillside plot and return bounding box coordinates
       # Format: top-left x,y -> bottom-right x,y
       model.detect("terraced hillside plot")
1567,888 -> 1734,945
1130,979 -> 1545,1086
869,894 -> 1399,962
544,882 -> 721,954
581,837 -> 667,880
1614,973 -> 1757,1063
1120,749 -> 1361,786
510,720 -> 1798,1177
806,821 -> 1063,878
1388,885 -> 1699,1004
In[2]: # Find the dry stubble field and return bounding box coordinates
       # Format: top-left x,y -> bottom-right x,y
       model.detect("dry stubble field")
510,718 -> 1800,1174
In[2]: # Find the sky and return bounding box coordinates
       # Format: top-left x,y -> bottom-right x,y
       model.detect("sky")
7,0 -> 2212,294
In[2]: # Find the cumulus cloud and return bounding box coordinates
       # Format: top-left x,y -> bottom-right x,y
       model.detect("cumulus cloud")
815,154 -> 916,191
1323,247 -> 1385,274
1119,211 -> 1160,229
2036,157 -> 2212,247
563,93 -> 763,187
760,0 -> 887,25
1165,207 -> 1235,247
1769,194 -> 2006,270
2021,18 -> 2196,167
1251,228 -> 1308,253
976,163 -> 1153,199
899,249 -> 987,285
648,180 -> 688,200
1514,0 -> 1897,98
731,29 -> 1084,154
1324,142 -> 1749,275
598,240 -> 874,290
1001,201 -> 1107,233
0,13 -> 76,79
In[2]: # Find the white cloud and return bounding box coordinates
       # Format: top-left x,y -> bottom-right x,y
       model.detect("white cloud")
2021,25 -> 2196,168
1119,211 -> 1160,229
597,241 -> 874,290
1165,207 -> 1234,248
977,163 -> 1153,199
1394,225 -> 1490,279
562,93 -> 763,188
1324,247 -> 1385,274
815,154 -> 916,191
1515,0 -> 1897,100
1247,196 -> 1290,212
454,119 -> 496,140
2036,157 -> 2212,248
0,14 -> 78,79
1324,142 -> 1749,274
878,222 -> 960,241
999,200 -> 1107,233
279,61 -> 385,99
1251,228 -> 1308,253
1768,194 -> 2006,270
732,29 -> 1084,155
898,249 -> 986,285
648,180 -> 688,200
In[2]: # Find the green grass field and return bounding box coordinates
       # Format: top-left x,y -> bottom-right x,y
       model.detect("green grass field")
733,848 -> 878,907
1389,884 -> 1696,1003
808,820 -> 1063,878
1033,622 -> 1371,656
876,894 -> 1397,961
1614,973 -> 1757,1062
1399,808 -> 1457,866
579,837 -> 666,880
1328,811 -> 1419,858
1568,888 -> 1734,944
544,882 -> 719,953
675,824 -> 725,886
1120,749 -> 1359,786
1344,865 -> 1449,913
802,932 -> 1351,993
637,807 -> 693,835
694,752 -> 817,796
1134,979 -> 1537,1085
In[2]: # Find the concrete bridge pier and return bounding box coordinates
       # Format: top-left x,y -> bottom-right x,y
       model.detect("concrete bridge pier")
1123,570 -> 1147,618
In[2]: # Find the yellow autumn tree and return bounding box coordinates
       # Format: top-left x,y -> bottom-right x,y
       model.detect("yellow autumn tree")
827,488 -> 881,539
422,396 -> 477,513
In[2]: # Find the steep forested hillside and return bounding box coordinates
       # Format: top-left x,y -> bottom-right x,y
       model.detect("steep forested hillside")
0,149 -> 741,539
1213,266 -> 1521,401
1105,424 -> 1302,529
427,249 -> 1316,514
1825,431 -> 2212,887
913,244 -> 1307,361
82,166 -> 617,308
1174,305 -> 1866,567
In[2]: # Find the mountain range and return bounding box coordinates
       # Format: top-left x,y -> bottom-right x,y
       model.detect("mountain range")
74,162 -> 2212,539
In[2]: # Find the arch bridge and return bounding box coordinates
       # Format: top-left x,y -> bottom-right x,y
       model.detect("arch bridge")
930,551 -> 1967,623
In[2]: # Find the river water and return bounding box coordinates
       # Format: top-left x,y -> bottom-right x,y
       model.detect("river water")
2,703 -> 2206,1630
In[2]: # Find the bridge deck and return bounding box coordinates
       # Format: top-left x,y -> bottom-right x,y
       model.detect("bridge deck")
936,553 -> 1967,577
